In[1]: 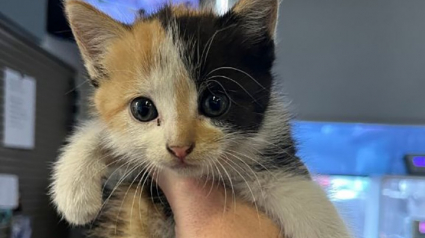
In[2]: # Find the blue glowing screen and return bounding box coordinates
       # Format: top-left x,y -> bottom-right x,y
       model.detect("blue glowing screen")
293,121 -> 425,175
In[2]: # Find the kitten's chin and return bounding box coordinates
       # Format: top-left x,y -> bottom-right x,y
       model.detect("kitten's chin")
162,161 -> 205,177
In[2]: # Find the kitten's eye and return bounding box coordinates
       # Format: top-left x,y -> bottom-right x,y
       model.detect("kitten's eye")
201,93 -> 230,118
130,97 -> 158,122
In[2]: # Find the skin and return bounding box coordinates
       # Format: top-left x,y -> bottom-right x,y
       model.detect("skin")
156,170 -> 282,238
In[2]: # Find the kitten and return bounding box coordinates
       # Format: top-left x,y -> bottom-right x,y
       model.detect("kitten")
51,0 -> 352,237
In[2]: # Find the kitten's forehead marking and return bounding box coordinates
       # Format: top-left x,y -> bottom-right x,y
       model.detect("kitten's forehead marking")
153,24 -> 199,145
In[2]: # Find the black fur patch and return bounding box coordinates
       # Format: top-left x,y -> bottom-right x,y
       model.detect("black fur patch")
150,6 -> 306,174
155,7 -> 275,133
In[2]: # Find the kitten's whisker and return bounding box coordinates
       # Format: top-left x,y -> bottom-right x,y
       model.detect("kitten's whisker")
205,66 -> 267,91
97,161 -> 132,210
222,156 -> 262,225
149,166 -> 163,216
198,25 -> 235,75
202,29 -> 220,67
100,159 -> 133,201
223,152 -> 267,201
222,152 -> 255,180
114,164 -> 145,234
65,78 -> 90,95
131,165 -> 151,228
250,135 -> 293,149
216,159 -> 236,213
197,30 -> 215,74
138,163 -> 156,223
94,161 -> 137,234
207,160 -> 216,198
149,168 -> 155,208
203,80 -> 241,108
197,163 -> 205,187
226,148 -> 279,176
89,159 -> 133,230
89,155 -> 126,180
212,160 -> 227,218
202,161 -> 212,190
250,137 -> 297,159
196,29 -> 200,74
199,28 -> 222,71
124,166 -> 145,230
154,166 -> 167,208
205,75 -> 262,106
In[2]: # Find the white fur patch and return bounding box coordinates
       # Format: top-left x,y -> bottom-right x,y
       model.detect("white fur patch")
237,175 -> 353,238
50,120 -> 108,225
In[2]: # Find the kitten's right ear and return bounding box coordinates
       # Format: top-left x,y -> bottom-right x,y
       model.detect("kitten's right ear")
65,1 -> 128,86
231,0 -> 279,40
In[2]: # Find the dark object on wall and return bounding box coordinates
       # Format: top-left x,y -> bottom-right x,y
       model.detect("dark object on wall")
405,155 -> 425,176
47,0 -> 74,40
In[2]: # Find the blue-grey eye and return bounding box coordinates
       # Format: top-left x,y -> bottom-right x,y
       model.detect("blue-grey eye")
201,93 -> 230,118
130,97 -> 158,122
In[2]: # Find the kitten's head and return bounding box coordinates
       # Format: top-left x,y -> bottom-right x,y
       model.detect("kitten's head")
66,0 -> 281,176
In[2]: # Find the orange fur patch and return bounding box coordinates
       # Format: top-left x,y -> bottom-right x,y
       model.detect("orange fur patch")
94,19 -> 166,129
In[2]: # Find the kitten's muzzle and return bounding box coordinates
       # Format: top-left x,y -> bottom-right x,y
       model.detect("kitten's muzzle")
166,143 -> 195,163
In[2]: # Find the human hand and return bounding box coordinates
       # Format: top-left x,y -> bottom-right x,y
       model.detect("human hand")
156,170 -> 281,238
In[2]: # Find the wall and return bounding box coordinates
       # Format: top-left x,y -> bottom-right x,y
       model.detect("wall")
276,0 -> 425,125
0,0 -> 90,121
0,2 -> 89,237
0,19 -> 74,238
0,0 -> 47,41
42,35 -> 92,121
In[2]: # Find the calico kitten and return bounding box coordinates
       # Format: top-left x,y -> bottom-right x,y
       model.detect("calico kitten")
51,0 -> 352,237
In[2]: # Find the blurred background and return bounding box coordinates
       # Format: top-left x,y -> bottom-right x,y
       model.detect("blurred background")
0,0 -> 424,237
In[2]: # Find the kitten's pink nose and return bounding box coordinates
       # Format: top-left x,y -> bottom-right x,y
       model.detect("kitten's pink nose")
167,144 -> 194,162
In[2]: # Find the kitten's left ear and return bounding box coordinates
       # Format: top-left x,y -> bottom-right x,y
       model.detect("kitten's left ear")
231,0 -> 279,39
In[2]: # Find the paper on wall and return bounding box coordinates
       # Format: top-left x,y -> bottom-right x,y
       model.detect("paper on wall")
2,68 -> 36,149
0,174 -> 19,209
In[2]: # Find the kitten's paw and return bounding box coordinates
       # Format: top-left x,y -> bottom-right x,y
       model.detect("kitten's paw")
52,183 -> 102,225
50,120 -> 107,225
51,164 -> 103,225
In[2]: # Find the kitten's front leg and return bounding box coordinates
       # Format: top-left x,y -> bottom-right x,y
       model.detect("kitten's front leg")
256,177 -> 352,238
50,120 -> 109,225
